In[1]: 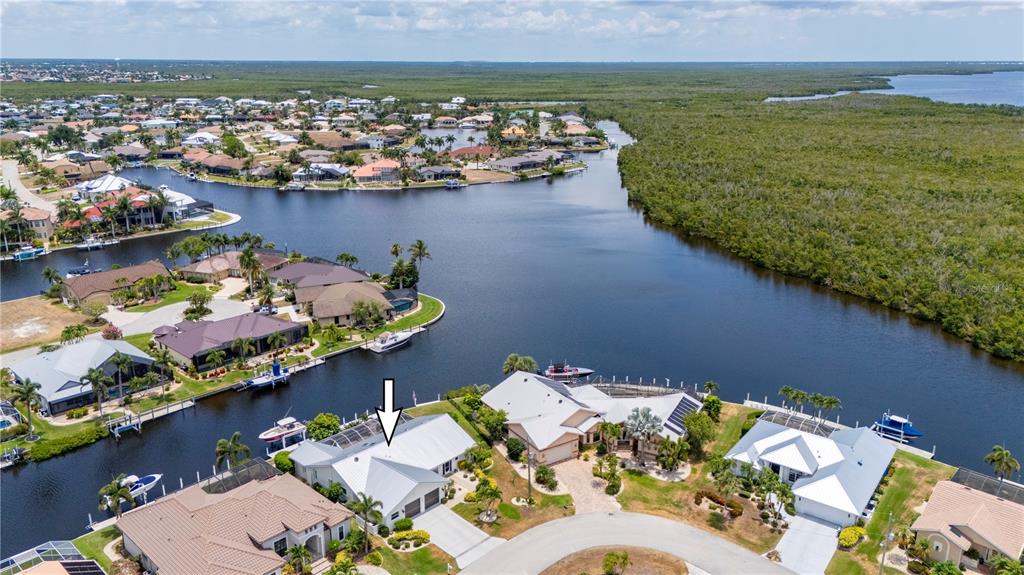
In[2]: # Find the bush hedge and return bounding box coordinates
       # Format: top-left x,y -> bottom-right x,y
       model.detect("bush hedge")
273,451 -> 294,474
366,551 -> 383,566
907,561 -> 929,574
0,423 -> 28,441
387,530 -> 430,549
839,526 -> 866,548
29,425 -> 110,461
393,517 -> 414,532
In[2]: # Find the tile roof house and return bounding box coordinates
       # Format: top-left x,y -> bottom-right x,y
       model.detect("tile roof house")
10,339 -> 154,414
1,206 -> 54,240
269,261 -> 369,289
118,472 -> 353,575
61,260 -> 170,306
290,415 -> 474,528
153,313 -> 308,370
305,282 -> 395,326
483,372 -> 703,465
725,420 -> 896,526
179,250 -> 289,282
912,480 -> 1024,566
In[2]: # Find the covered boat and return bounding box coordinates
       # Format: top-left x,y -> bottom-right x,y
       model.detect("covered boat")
871,412 -> 923,443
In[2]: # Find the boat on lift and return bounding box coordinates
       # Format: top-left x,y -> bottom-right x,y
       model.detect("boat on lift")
543,362 -> 595,381
10,246 -> 49,261
871,412 -> 923,443
75,236 -> 119,251
105,473 -> 162,504
258,416 -> 307,443
239,362 -> 290,390
444,179 -> 467,189
66,260 -> 102,278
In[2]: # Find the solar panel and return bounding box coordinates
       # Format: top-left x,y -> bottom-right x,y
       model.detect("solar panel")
61,560 -> 106,575
322,413 -> 415,450
665,394 -> 702,435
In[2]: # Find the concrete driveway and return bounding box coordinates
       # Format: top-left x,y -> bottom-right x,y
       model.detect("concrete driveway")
552,458 -> 620,514
774,515 -> 839,575
461,511 -> 794,575
104,298 -> 252,336
413,505 -> 505,568
2,159 -> 54,212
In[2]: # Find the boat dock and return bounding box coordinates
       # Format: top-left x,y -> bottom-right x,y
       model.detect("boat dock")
106,397 -> 196,439
361,327 -> 425,353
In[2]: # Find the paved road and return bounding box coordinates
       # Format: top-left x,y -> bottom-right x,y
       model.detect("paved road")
461,512 -> 794,575
104,298 -> 252,336
2,159 -> 55,212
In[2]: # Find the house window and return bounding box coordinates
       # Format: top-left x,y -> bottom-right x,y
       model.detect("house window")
273,538 -> 287,556
391,512 -> 400,521
788,470 -> 800,483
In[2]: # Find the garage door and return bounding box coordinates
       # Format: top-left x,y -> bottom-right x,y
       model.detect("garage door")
404,498 -> 422,518
543,442 -> 576,464
424,488 -> 441,510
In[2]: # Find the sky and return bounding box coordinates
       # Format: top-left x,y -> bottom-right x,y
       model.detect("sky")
1,0 -> 1022,62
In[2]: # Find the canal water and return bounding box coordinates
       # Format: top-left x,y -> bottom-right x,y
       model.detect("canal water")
1,121 -> 1022,555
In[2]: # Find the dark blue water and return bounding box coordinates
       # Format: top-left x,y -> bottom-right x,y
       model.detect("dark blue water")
866,71 -> 1024,106
1,122 -> 1022,556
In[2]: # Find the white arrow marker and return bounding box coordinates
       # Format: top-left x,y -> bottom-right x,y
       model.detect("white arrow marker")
375,378 -> 403,446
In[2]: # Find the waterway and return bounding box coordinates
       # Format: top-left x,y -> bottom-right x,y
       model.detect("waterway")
1,121 -> 1022,555
765,70 -> 1023,106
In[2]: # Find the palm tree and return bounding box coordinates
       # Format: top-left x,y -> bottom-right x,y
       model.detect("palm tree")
286,545 -> 312,571
597,421 -> 622,453
791,389 -> 809,414
349,492 -> 383,554
82,367 -> 111,417
98,474 -> 135,518
624,407 -> 663,464
257,283 -> 275,307
111,352 -> 133,401
205,349 -> 226,371
390,242 -> 403,261
990,556 -> 1023,575
232,337 -> 256,366
408,239 -> 431,270
266,332 -> 287,354
985,445 -> 1021,486
151,347 -> 174,374
809,392 -> 828,422
820,396 -> 842,423
656,436 -> 690,472
778,386 -> 796,410
335,252 -> 359,267
502,353 -> 538,375
41,266 -> 62,286
703,380 -> 720,394
238,247 -> 263,295
10,379 -> 43,440
214,431 -> 251,470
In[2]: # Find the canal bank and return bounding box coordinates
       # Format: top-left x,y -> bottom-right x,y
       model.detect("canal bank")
1,121 -> 1022,556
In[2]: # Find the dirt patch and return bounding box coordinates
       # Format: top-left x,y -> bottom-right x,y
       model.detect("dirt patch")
464,169 -> 515,184
540,546 -> 689,575
1,296 -> 90,352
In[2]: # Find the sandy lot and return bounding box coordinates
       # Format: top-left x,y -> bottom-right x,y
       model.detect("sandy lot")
0,296 -> 90,352
540,546 -> 689,575
464,169 -> 516,184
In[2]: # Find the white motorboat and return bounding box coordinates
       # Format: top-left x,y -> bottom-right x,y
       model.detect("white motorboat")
374,331 -> 414,353
544,362 -> 595,381
106,473 -> 162,504
258,416 -> 307,443
75,236 -> 119,251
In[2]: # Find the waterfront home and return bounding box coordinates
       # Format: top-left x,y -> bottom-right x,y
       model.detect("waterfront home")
433,115 -> 458,128
358,134 -> 401,150
297,149 -> 334,163
74,174 -> 134,201
911,480 -> 1024,567
380,123 -> 407,136
290,414 -> 474,528
331,113 -> 357,127
10,339 -> 155,415
305,282 -> 395,326
153,313 -> 308,371
1,206 -> 53,240
292,163 -> 350,182
416,165 -> 462,181
383,287 -> 418,313
285,130 -> 363,150
156,146 -> 183,159
269,261 -> 369,289
66,188 -> 167,232
112,143 -> 149,161
118,467 -> 353,575
40,160 -> 84,182
448,145 -> 498,160
178,250 -> 288,283
725,419 -> 896,526
61,260 -> 170,307
352,159 -> 400,183
160,189 -> 213,221
561,123 -> 591,136
200,153 -> 246,174
482,372 -> 703,464
181,131 -> 220,147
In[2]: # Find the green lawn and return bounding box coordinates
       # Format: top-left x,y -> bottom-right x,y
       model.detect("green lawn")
312,294 -> 445,358
376,544 -> 457,574
0,403 -> 122,461
123,331 -> 153,351
407,398 -> 486,443
72,526 -> 120,573
178,209 -> 236,229
129,283 -> 212,313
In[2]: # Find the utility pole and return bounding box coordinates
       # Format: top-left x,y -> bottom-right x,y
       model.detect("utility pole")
526,444 -> 533,504
878,512 -> 894,575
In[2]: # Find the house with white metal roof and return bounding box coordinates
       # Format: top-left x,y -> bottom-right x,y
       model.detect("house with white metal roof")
482,372 -> 703,465
289,414 -> 474,528
725,419 -> 896,526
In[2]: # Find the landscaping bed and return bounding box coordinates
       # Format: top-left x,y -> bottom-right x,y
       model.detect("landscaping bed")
540,546 -> 689,575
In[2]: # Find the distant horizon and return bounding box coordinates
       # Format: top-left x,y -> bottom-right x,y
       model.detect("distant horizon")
3,58 -> 1023,65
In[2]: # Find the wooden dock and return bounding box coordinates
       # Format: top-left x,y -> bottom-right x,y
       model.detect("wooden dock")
107,397 -> 196,438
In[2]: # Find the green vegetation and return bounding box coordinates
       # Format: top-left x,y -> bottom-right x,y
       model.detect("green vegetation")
72,526 -> 120,573
311,294 -> 444,357
407,398 -> 485,443
375,544 -> 454,575
129,283 -> 212,312
0,402 -> 119,462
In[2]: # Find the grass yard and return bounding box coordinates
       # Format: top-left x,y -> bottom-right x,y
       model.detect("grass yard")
178,209 -> 237,229
407,398 -> 486,444
540,546 -> 689,575
72,526 -> 120,573
617,404 -> 783,554
128,283 -> 213,312
0,296 -> 90,353
375,544 -> 458,574
123,331 -> 153,351
453,448 -> 574,539
827,450 -> 954,575
0,401 -> 122,461
312,294 -> 444,358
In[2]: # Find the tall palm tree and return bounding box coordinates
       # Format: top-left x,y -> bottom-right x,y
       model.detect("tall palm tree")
115,194 -> 134,235
624,407 -> 663,464
205,349 -> 226,371
215,431 -> 251,470
98,474 -> 136,518
820,396 -> 842,423
41,266 -> 62,286
82,368 -> 112,417
266,332 -> 287,354
232,337 -> 256,365
778,386 -> 796,410
238,247 -> 262,295
111,352 -> 133,401
502,353 -> 538,375
335,252 -> 359,267
809,392 -> 828,422
408,239 -> 431,270
390,242 -> 403,261
286,545 -> 312,571
791,389 -> 809,414
349,492 -> 383,554
703,380 -> 720,394
151,347 -> 174,373
257,283 -> 275,307
10,379 -> 43,440
597,421 -> 622,453
985,445 -> 1021,486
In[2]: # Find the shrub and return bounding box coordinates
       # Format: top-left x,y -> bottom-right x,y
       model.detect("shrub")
0,423 -> 28,441
694,492 -> 704,505
605,477 -> 622,495
908,561 -> 930,575
703,395 -> 723,422
785,502 -> 796,516
464,491 -> 479,503
307,412 -> 341,440
596,442 -> 608,456
536,464 -> 557,489
65,407 -> 89,419
101,324 -> 123,340
366,551 -> 383,566
707,511 -> 726,530
29,426 -> 109,461
506,436 -> 525,461
377,525 -> 390,537
386,530 -> 430,548
326,539 -> 342,561
314,481 -> 344,502
839,526 -> 866,548
273,451 -> 294,474
342,528 -> 366,555
725,500 -> 744,518
393,517 -> 414,532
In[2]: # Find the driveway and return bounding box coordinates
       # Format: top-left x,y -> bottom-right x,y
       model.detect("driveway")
104,298 -> 252,336
773,515 -> 839,575
2,159 -> 54,212
414,505 -> 505,568
552,458 -> 620,514
461,511 -> 794,575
